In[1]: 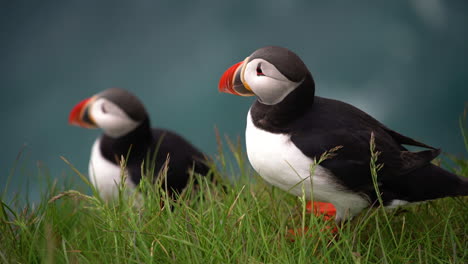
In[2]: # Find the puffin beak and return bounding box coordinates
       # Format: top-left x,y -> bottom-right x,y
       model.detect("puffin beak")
218,57 -> 254,96
69,96 -> 97,128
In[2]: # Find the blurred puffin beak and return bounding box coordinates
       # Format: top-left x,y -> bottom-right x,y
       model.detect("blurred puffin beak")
218,57 -> 254,96
69,96 -> 97,128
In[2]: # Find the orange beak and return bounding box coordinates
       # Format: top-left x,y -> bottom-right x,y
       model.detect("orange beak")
218,58 -> 254,96
69,97 -> 97,128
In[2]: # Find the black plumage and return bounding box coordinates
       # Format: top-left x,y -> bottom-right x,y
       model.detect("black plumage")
251,96 -> 467,205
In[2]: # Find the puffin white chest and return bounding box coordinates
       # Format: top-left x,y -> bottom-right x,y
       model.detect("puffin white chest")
245,111 -> 332,198
89,138 -> 136,200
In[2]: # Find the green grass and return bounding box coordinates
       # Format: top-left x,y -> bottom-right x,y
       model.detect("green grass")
1,131 -> 468,263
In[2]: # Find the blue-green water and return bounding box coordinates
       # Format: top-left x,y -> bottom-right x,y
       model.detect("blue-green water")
1,1 -> 467,200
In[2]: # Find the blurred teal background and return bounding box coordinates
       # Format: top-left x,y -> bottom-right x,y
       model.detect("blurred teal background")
1,1 -> 467,200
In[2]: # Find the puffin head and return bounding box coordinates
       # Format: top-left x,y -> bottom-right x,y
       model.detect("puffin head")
69,88 -> 148,138
218,46 -> 314,105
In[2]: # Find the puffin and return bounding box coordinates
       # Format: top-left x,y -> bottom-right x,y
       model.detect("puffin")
69,88 -> 209,200
218,46 -> 468,223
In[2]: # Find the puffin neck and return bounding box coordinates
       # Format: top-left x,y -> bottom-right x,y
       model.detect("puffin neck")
100,118 -> 153,163
250,75 -> 315,133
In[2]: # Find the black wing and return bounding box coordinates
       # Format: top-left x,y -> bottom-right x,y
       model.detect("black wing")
126,128 -> 209,195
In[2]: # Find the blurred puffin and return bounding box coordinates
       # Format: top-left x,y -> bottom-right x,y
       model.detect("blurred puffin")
69,88 -> 209,200
218,46 -> 468,223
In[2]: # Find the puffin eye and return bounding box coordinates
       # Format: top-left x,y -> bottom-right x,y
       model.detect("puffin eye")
101,103 -> 107,113
256,63 -> 265,76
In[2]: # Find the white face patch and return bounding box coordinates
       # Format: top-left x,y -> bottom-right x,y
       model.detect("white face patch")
89,98 -> 140,138
243,58 -> 302,105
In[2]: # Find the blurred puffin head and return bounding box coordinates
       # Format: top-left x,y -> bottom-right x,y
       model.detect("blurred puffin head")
69,88 -> 148,138
218,46 -> 314,105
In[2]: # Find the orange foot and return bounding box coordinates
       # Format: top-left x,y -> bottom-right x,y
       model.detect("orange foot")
306,201 -> 336,221
287,202 -> 338,241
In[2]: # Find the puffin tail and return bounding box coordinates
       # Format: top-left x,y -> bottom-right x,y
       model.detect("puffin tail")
457,177 -> 468,196
397,164 -> 468,202
194,158 -> 211,177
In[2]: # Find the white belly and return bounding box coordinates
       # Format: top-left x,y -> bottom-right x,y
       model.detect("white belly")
245,110 -> 369,220
89,138 -> 136,200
